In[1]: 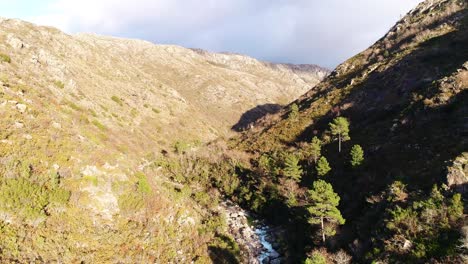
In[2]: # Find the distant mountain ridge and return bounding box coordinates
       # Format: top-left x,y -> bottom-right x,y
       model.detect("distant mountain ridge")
0,17 -> 329,146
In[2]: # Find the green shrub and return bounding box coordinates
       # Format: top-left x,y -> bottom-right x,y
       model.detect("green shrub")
289,103 -> 299,119
53,80 -> 65,89
384,185 -> 464,261
0,177 -> 69,221
88,108 -> 98,117
131,108 -> 138,117
49,188 -> 71,205
136,172 -> 151,194
92,119 -> 107,131
305,251 -> 327,264
118,193 -> 144,213
193,191 -> 211,207
208,234 -> 241,263
0,178 -> 49,220
111,96 -> 123,106
0,222 -> 18,257
83,175 -> 98,186
174,141 -> 190,154
0,53 -> 11,63
66,101 -> 83,112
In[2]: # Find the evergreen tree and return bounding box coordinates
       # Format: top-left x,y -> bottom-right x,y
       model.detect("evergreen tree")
289,103 -> 299,120
350,144 -> 364,167
316,156 -> 331,176
283,154 -> 303,181
307,180 -> 345,243
305,136 -> 322,164
448,193 -> 463,220
329,117 -> 350,152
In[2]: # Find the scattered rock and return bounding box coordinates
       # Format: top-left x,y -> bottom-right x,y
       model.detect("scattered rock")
52,122 -> 62,129
103,163 -> 119,170
14,121 -> 24,128
6,34 -> 27,50
81,165 -> 102,177
0,139 -> 13,145
447,153 -> 468,195
16,103 -> 27,113
403,239 -> 413,250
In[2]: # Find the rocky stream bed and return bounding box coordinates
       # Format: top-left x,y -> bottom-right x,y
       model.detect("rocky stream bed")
220,201 -> 283,264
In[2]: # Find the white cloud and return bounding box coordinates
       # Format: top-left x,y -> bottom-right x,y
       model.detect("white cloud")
30,0 -> 423,68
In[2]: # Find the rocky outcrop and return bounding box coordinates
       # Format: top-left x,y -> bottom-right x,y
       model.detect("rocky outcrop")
220,201 -> 282,263
447,152 -> 468,195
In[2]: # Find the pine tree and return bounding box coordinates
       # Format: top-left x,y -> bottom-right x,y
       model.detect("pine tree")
329,117 -> 350,152
316,156 -> 331,176
448,193 -> 463,220
305,136 -> 322,164
283,154 -> 303,181
350,144 -> 364,167
307,180 -> 345,243
289,103 -> 299,120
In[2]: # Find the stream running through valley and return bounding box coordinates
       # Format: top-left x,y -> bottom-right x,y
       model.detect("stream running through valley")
220,201 -> 282,263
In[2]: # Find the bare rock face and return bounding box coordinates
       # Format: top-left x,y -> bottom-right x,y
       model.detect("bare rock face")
6,34 -> 26,50
447,153 -> 468,194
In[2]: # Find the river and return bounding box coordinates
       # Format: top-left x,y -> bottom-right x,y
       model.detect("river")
220,201 -> 282,263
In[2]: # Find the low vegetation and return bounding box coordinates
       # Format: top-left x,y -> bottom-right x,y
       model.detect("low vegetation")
0,0 -> 465,263
110,95 -> 123,106
0,53 -> 11,63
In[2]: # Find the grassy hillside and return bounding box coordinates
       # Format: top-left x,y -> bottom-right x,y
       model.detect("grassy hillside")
0,0 -> 466,263
225,0 -> 467,262
0,17 -> 328,263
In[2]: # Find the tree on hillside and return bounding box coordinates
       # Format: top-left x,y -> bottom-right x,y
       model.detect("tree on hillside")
283,154 -> 303,182
350,144 -> 364,167
329,117 -> 350,152
304,136 -> 322,164
289,103 -> 299,120
307,180 -> 345,243
316,156 -> 331,177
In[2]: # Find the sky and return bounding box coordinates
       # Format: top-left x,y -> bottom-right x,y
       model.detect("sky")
0,0 -> 423,69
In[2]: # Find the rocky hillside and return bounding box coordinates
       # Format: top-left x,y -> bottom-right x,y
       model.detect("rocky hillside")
229,0 -> 467,262
0,17 -> 329,263
240,0 -> 467,185
0,18 -> 328,147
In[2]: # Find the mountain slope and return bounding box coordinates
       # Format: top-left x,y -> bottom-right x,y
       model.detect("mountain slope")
0,18 -> 329,262
239,0 -> 467,183
230,0 -> 467,262
0,18 -> 328,148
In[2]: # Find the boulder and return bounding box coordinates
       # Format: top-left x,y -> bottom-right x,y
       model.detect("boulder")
447,153 -> 468,195
16,103 -> 27,113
